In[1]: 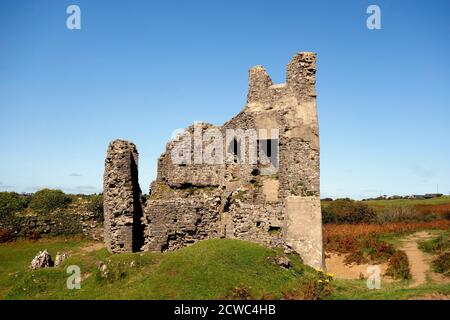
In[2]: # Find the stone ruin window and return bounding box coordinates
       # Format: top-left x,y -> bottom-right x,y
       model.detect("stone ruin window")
228,138 -> 241,163
268,226 -> 281,233
257,139 -> 278,169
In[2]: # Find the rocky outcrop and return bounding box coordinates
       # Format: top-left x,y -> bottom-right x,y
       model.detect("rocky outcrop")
30,250 -> 53,270
54,252 -> 69,267
103,140 -> 143,253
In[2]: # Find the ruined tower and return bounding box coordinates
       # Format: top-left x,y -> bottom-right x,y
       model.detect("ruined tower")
103,140 -> 143,253
104,52 -> 324,269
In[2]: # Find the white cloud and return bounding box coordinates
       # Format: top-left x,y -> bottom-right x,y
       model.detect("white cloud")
69,173 -> 82,177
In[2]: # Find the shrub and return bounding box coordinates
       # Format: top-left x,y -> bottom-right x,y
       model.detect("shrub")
25,230 -> 41,241
281,271 -> 333,300
376,205 -> 436,223
0,228 -> 14,243
324,235 -> 358,254
418,234 -> 450,255
323,199 -> 375,224
87,194 -> 104,222
324,221 -> 450,241
29,189 -> 71,214
0,192 -> 29,217
322,207 -> 338,224
385,251 -> 411,280
344,237 -> 395,265
432,252 -> 450,277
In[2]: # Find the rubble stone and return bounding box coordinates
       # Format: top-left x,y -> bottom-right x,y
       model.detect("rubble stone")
30,250 -> 53,270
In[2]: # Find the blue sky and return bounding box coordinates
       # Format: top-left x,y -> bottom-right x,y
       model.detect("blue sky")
0,0 -> 449,199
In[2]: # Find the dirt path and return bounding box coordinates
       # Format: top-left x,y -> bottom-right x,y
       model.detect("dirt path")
400,231 -> 431,287
326,231 -> 449,286
400,231 -> 449,287
325,253 -> 389,280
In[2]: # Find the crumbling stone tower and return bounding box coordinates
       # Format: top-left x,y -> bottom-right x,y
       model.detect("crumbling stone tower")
104,52 -> 324,269
103,140 -> 143,253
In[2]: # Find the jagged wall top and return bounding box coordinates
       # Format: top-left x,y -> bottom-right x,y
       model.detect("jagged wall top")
246,52 -> 316,105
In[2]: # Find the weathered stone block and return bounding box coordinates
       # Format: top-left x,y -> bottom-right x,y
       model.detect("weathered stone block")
103,140 -> 143,253
283,196 -> 324,269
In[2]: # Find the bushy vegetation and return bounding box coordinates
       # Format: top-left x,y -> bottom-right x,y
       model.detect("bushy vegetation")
0,192 -> 29,217
322,197 -> 450,224
419,232 -> 450,277
385,251 -> 411,280
324,221 -> 450,240
322,199 -> 375,224
29,189 -> 71,214
325,234 -> 411,280
0,190 -> 102,242
431,252 -> 450,277
376,205 -> 437,223
87,194 -> 104,222
344,238 -> 396,265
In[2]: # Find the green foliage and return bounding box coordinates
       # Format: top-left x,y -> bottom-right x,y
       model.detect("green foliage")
364,195 -> 450,207
0,192 -> 29,217
376,205 -> 437,223
431,252 -> 450,277
0,212 -> 83,240
0,228 -> 14,243
87,194 -> 104,222
418,232 -> 450,277
322,199 -> 376,224
344,237 -> 396,265
419,233 -> 450,255
332,279 -> 450,300
29,189 -> 71,214
385,251 -> 411,280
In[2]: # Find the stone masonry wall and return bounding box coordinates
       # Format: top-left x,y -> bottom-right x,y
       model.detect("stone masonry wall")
139,52 -> 324,269
103,140 -> 143,253
104,52 -> 324,269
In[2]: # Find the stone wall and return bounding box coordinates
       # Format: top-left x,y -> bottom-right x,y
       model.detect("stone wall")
104,52 -> 324,269
103,140 -> 143,253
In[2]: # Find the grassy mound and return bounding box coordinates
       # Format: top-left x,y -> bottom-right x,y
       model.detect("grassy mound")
0,237 -> 327,300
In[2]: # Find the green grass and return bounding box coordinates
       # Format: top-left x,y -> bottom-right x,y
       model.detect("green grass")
0,237 -> 321,300
363,196 -> 450,207
0,236 -> 90,298
418,230 -> 450,254
418,230 -> 450,277
2,236 -> 449,300
332,279 -> 450,300
321,196 -> 450,210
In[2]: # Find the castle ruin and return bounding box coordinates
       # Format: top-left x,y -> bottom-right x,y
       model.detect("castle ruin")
103,52 -> 324,269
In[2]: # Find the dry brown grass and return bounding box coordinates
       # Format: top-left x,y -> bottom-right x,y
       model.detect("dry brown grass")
324,220 -> 450,240
416,203 -> 450,216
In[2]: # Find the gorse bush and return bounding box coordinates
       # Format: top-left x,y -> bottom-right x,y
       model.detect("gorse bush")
87,194 -> 104,222
322,199 -> 375,224
0,192 -> 29,217
29,189 -> 71,214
